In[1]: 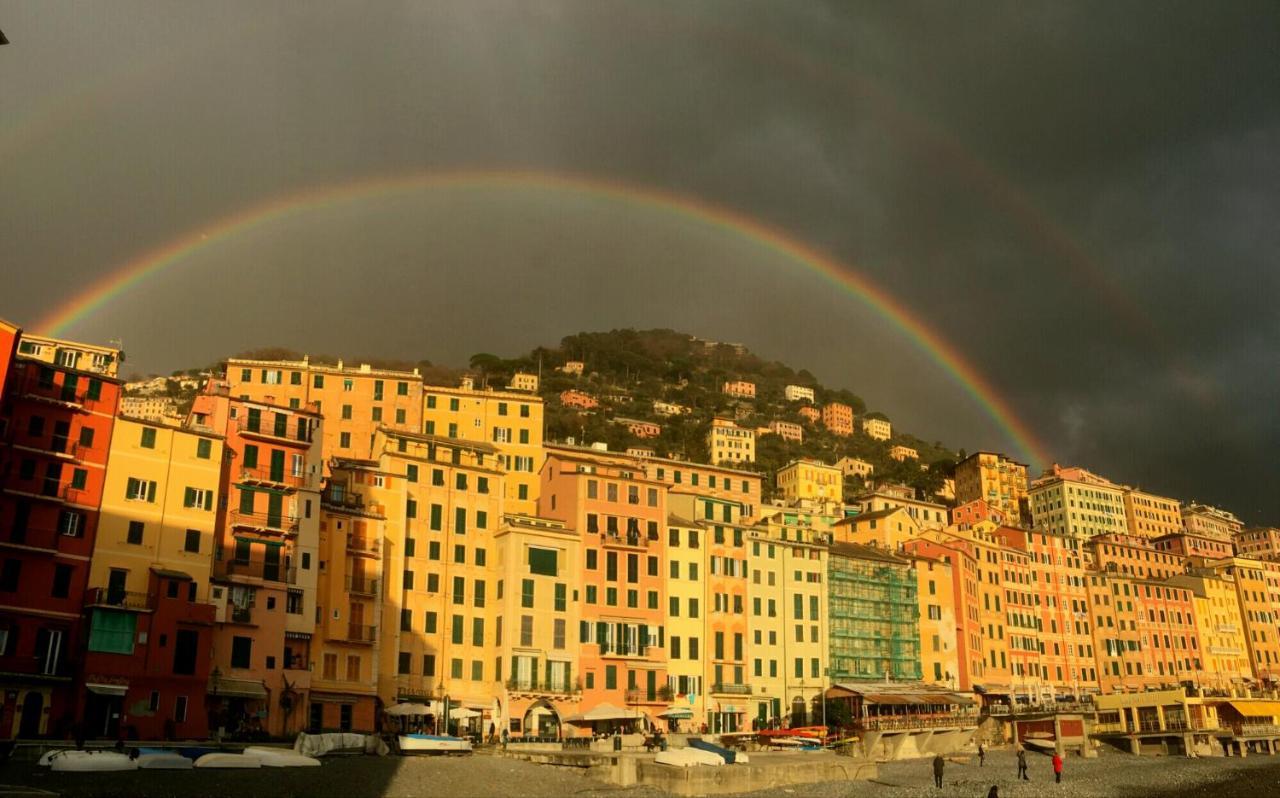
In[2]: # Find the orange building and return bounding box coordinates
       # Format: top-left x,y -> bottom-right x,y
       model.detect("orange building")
820,403 -> 853,436
1122,488 -> 1182,539
190,384 -> 324,737
950,499 -> 1008,529
0,331 -> 123,738
1234,527 -> 1280,561
902,533 -> 983,690
1086,533 -> 1185,581
721,381 -> 756,400
539,446 -> 668,728
225,357 -> 423,462
797,406 -> 820,424
999,542 -> 1043,698
559,390 -> 598,410
1153,532 -> 1233,560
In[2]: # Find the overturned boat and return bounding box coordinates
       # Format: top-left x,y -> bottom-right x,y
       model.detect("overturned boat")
398,733 -> 472,754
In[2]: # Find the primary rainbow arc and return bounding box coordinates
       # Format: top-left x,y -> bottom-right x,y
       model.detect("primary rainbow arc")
34,169 -> 1052,469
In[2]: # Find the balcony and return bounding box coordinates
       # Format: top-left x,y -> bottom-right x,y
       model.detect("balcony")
0,526 -> 61,552
624,689 -> 668,705
229,509 -> 299,536
215,557 -> 297,585
322,488 -> 366,512
238,466 -> 305,490
599,531 -> 648,550
711,682 -> 753,696
345,575 -> 380,596
237,416 -> 306,444
343,624 -> 377,644
858,715 -> 979,732
227,606 -> 254,625
84,587 -> 152,611
347,535 -> 381,557
505,678 -> 581,696
62,485 -> 89,506
19,373 -> 88,408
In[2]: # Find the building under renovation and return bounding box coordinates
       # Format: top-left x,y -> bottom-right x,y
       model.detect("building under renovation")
827,542 -> 921,681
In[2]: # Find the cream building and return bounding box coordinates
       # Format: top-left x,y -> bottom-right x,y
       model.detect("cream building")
861,417 -> 892,441
1028,464 -> 1126,539
783,385 -> 815,403
889,445 -> 918,462
1122,488 -> 1182,539
835,456 -> 874,480
707,418 -> 755,466
507,373 -> 539,393
1181,504 -> 1243,541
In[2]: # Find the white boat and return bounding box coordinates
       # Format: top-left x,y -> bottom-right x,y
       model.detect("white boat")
398,734 -> 472,754
194,752 -> 262,768
137,752 -> 194,770
49,750 -> 139,772
654,747 -> 725,767
243,746 -> 322,767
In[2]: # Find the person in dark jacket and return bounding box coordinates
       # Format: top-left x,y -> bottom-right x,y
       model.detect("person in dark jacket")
978,742 -> 986,766
1016,747 -> 1029,780
986,787 -> 1000,798
932,754 -> 945,788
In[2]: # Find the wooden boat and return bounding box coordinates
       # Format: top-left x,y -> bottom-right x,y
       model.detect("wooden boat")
689,738 -> 737,764
194,752 -> 262,768
243,746 -> 322,767
137,751 -> 194,770
49,750 -> 139,772
398,734 -> 472,754
654,747 -> 725,767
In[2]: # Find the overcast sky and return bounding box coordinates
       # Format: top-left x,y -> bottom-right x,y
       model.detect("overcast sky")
2,1 -> 1277,521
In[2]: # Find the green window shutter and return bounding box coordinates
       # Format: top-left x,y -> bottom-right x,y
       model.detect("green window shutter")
126,477 -> 139,499
239,488 -> 255,514
243,445 -> 258,469
196,438 -> 211,459
184,488 -> 196,508
147,481 -> 158,502
203,491 -> 213,511
87,379 -> 102,400
269,449 -> 285,482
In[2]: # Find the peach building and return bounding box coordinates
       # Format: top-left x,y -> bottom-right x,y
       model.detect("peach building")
1087,571 -> 1197,693
797,406 -> 820,424
721,381 -> 756,400
820,403 -> 852,436
494,514 -> 582,738
1181,503 -> 1244,541
1234,527 -> 1280,561
912,553 -> 960,687
559,390 -> 598,410
640,456 -> 763,524
950,500 -> 1008,529
614,418 -> 661,439
539,446 -> 668,728
1122,488 -> 1183,539
311,460 -> 385,733
1086,533 -> 1185,581
1153,532 -> 1233,560
889,445 -> 918,462
996,543 -> 1041,697
225,357 -> 423,462
860,416 -> 891,441
902,532 -> 985,690
766,420 -> 803,443
190,384 -> 324,737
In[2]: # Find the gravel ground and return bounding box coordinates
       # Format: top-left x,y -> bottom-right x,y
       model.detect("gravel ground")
3,747 -> 1280,798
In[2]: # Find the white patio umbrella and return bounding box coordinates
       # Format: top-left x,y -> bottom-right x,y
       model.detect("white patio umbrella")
385,702 -> 433,716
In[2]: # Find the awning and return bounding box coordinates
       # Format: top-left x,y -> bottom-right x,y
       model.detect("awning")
86,683 -> 128,696
660,707 -> 694,719
565,703 -> 645,723
947,693 -> 977,706
1227,701 -> 1280,718
862,694 -> 918,705
209,676 -> 268,699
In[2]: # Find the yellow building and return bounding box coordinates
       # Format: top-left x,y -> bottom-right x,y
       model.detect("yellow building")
775,459 -> 843,505
851,487 -> 948,530
860,417 -> 891,441
833,507 -> 921,548
665,513 -> 709,731
888,445 -> 918,462
1203,558 -> 1280,683
225,357 -> 424,461
312,460 -> 385,732
835,456 -> 874,480
1171,571 -> 1252,687
362,428 -> 507,727
1122,487 -> 1182,539
953,452 -> 1029,527
93,418 -> 224,599
422,381 -> 545,515
911,554 -> 959,686
746,514 -> 829,728
494,514 -> 582,738
1029,464 -> 1126,538
707,418 -> 755,466
507,373 -> 539,393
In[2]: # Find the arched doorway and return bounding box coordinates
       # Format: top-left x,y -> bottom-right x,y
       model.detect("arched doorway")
522,699 -> 560,740
18,692 -> 42,738
790,696 -> 807,728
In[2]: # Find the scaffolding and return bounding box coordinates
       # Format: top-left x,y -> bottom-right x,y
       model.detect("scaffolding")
827,544 -> 921,681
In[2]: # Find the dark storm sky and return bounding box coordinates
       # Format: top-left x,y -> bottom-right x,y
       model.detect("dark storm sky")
1,2 -> 1277,521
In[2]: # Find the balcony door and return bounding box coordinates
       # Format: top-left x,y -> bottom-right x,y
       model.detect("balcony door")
267,493 -> 283,529
269,450 -> 285,483
51,421 -> 70,455
263,545 -> 280,582
35,628 -> 63,676
107,569 -> 128,605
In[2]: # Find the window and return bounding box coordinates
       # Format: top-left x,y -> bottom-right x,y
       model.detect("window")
423,654 -> 436,676
451,616 -> 464,645
554,583 -> 567,612
339,432 -> 351,448
183,487 -> 213,511
51,564 -> 73,598
127,521 -> 144,545
196,438 -> 212,459
529,548 -> 558,576
231,636 -> 252,669
454,507 -> 466,534
126,478 -> 157,502
182,529 -> 201,553
554,619 -> 566,649
521,579 -> 534,608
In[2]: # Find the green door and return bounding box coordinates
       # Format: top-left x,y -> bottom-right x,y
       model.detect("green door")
264,544 -> 280,582
646,669 -> 657,702
269,449 -> 285,482
246,407 -> 261,433
267,492 -> 283,529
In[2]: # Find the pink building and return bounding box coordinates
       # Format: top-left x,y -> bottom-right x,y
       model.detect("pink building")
559,390 -> 599,410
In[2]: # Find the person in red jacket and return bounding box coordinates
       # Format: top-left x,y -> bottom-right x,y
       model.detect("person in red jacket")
1052,751 -> 1064,783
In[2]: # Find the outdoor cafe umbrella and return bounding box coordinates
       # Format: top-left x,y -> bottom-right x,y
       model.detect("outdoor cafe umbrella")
385,702 -> 434,716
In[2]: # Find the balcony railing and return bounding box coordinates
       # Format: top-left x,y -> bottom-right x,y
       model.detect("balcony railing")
84,587 -> 152,611
711,682 -> 753,696
228,606 -> 254,625
238,466 -> 305,489
345,576 -> 380,596
347,535 -> 381,557
625,689 -> 665,705
61,485 -> 88,505
19,373 -> 87,407
344,624 -> 377,644
215,558 -> 297,585
857,715 -> 979,732
236,416 -> 304,443
600,531 -> 648,549
505,678 -> 581,696
322,490 -> 365,511
229,509 -> 299,535
0,526 -> 61,551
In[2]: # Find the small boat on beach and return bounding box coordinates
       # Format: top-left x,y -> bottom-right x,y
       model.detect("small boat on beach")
243,746 -> 322,767
689,738 -> 738,764
655,747 -> 725,767
49,750 -> 139,772
136,749 -> 194,770
194,752 -> 262,768
398,734 -> 472,754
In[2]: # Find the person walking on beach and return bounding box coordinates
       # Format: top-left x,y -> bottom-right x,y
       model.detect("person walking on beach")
1016,747 -> 1029,780
1052,751 -> 1064,783
986,787 -> 1000,798
932,753 -> 945,788
978,742 -> 985,766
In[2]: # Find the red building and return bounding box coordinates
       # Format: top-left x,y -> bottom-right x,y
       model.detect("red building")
0,331 -> 122,739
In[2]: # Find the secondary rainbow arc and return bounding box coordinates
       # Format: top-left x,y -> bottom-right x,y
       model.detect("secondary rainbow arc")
33,170 -> 1053,468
